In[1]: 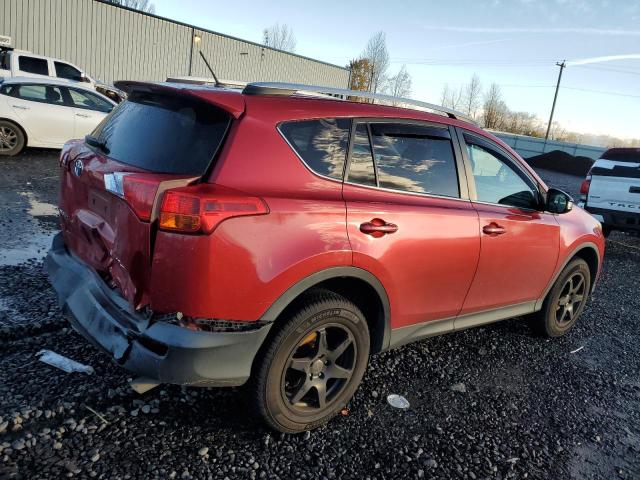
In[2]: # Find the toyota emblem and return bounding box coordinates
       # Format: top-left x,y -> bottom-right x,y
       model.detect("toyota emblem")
73,159 -> 83,177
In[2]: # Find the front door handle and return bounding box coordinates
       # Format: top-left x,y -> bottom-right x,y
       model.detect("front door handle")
483,222 -> 506,236
360,218 -> 398,238
75,113 -> 90,118
12,105 -> 29,110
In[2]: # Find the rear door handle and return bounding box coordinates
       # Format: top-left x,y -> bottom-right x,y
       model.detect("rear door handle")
482,222 -> 506,236
360,218 -> 398,237
12,105 -> 29,110
75,113 -> 90,118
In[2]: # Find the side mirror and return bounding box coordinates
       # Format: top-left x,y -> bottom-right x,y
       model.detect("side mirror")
546,188 -> 573,214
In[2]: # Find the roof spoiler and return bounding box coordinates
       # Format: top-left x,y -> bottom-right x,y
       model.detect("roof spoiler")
114,80 -> 245,119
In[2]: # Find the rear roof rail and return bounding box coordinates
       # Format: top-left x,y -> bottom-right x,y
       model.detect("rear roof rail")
242,82 -> 476,124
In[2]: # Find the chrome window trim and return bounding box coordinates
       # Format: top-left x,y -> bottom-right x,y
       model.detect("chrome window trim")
276,116 -> 470,202
343,179 -> 472,204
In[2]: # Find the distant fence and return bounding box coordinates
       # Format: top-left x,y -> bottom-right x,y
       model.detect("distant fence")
493,132 -> 606,161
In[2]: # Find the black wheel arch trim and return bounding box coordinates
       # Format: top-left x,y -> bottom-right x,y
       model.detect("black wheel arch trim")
259,266 -> 391,352
535,242 -> 601,310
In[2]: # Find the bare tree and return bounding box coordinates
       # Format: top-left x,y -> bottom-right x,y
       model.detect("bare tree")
548,121 -> 569,142
107,0 -> 155,13
361,31 -> 390,93
482,83 -> 507,130
440,83 -> 463,110
440,84 -> 451,107
462,74 -> 482,119
384,65 -> 412,99
262,23 -> 296,52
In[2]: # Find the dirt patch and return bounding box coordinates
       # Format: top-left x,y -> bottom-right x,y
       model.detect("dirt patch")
525,150 -> 595,177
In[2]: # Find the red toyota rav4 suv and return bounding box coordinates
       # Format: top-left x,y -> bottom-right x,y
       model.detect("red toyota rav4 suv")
46,81 -> 605,433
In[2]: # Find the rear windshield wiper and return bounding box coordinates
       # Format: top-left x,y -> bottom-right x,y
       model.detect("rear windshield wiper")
85,135 -> 110,154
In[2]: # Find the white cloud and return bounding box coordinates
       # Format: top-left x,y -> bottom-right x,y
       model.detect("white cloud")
566,54 -> 640,66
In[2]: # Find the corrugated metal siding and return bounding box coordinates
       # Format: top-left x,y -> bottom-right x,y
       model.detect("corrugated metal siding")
1,0 -> 350,87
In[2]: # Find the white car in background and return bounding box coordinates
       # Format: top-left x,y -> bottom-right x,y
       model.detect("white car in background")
0,46 -> 125,102
0,77 -> 115,156
580,148 -> 640,236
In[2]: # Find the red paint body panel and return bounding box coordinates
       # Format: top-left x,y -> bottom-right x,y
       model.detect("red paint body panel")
460,203 -> 560,313
150,197 -> 351,320
57,84 -> 605,341
555,206 -> 606,276
343,183 -> 480,327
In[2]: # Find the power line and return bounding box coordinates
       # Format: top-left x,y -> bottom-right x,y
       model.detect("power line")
562,86 -> 640,99
574,64 -> 640,76
500,84 -> 555,88
390,60 -> 554,67
483,84 -> 640,98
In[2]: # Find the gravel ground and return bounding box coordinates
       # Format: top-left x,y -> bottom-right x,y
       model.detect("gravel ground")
1,151 -> 639,480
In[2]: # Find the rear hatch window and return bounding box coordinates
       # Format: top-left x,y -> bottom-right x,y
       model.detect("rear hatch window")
91,91 -> 230,175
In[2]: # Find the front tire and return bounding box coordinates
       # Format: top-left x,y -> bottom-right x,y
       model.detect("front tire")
0,120 -> 26,156
251,290 -> 370,433
534,258 -> 591,337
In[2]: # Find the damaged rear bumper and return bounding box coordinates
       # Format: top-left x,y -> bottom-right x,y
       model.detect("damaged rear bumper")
45,233 -> 272,387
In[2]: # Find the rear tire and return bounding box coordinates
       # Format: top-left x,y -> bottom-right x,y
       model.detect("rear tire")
533,258 -> 591,337
250,289 -> 370,433
0,120 -> 26,156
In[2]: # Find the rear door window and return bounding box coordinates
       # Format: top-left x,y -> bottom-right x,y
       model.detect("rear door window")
369,122 -> 460,197
14,84 -> 65,106
68,88 -> 113,113
279,118 -> 351,180
18,56 -> 49,75
54,61 -> 83,81
90,91 -> 231,175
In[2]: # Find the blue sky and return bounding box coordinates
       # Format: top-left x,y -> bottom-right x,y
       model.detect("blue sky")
153,0 -> 640,140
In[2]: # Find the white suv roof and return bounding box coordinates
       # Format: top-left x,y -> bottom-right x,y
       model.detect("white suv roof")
1,76 -> 102,93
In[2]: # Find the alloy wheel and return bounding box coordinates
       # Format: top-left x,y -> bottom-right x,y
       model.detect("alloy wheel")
281,325 -> 356,412
556,271 -> 587,325
0,126 -> 18,151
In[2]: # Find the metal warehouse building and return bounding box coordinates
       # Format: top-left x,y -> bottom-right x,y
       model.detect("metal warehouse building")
1,0 -> 350,87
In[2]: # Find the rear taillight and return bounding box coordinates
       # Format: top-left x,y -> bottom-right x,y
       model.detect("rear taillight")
105,172 -> 191,221
580,176 -> 591,195
159,184 -> 269,234
579,175 -> 591,195
579,172 -> 591,203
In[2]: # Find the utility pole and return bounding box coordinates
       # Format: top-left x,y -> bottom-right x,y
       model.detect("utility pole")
545,60 -> 566,140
